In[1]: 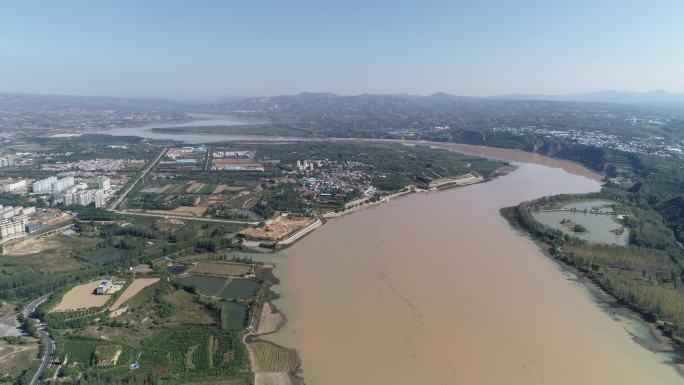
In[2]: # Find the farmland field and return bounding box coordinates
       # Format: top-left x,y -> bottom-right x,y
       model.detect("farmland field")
165,290 -> 216,325
141,327 -> 249,382
250,341 -> 300,373
58,335 -> 136,369
51,280 -> 111,312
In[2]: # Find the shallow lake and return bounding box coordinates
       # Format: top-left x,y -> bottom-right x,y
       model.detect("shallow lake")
532,199 -> 629,246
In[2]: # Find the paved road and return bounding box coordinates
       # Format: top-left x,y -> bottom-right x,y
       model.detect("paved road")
112,210 -> 258,225
107,147 -> 168,211
23,293 -> 54,385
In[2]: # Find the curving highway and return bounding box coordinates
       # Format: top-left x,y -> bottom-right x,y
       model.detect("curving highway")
23,293 -> 54,385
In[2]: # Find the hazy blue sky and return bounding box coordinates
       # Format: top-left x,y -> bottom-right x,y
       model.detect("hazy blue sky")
1,0 -> 683,98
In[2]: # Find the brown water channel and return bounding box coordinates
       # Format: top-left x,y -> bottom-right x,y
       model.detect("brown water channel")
262,145 -> 684,385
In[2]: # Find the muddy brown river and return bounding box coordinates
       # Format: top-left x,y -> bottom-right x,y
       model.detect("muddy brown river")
99,121 -> 683,384
265,145 -> 684,385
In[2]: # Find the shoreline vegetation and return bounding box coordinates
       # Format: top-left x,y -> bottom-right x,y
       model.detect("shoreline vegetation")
503,211 -> 684,374
501,196 -> 684,373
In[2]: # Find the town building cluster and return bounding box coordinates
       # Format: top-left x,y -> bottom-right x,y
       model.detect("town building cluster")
32,176 -> 75,194
289,159 -> 374,202
0,205 -> 37,241
60,176 -> 111,208
31,176 -> 113,208
490,126 -> 684,158
295,159 -> 322,172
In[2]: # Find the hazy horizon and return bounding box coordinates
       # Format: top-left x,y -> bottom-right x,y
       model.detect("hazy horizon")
2,0 -> 683,98
2,88 -> 684,102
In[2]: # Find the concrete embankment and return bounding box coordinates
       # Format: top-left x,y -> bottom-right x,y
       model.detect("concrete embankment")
323,188 -> 414,219
276,218 -> 323,248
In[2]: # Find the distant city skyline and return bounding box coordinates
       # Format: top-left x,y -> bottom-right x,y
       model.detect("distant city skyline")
1,0 -> 683,98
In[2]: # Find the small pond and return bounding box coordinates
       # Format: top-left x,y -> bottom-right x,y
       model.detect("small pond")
221,278 -> 259,299
167,265 -> 188,275
177,275 -> 259,299
223,302 -> 249,330
177,275 -> 227,295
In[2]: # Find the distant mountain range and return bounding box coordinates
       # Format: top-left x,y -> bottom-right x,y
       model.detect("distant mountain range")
489,90 -> 684,105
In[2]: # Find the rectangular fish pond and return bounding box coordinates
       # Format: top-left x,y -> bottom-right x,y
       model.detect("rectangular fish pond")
177,274 -> 260,299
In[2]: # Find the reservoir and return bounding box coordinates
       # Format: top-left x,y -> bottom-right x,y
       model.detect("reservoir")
266,147 -> 684,385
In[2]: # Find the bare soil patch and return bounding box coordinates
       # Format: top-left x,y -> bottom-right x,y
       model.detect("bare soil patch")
3,237 -> 61,256
148,205 -> 208,217
186,182 -> 205,193
0,339 -> 39,373
110,278 -> 160,310
212,184 -> 228,194
256,302 -> 283,335
52,280 -> 111,312
240,216 -> 313,241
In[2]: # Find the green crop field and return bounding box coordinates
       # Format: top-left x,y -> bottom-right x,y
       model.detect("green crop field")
140,326 -> 249,383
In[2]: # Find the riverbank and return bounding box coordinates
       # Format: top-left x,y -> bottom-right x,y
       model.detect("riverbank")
500,205 -> 684,375
268,160 -> 684,384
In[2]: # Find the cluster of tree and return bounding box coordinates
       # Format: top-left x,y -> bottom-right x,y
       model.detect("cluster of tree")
44,308 -> 104,329
510,196 -> 684,341
59,371 -> 157,385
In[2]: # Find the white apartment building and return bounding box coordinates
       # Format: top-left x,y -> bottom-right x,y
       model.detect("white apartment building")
0,180 -> 26,192
98,176 -> 111,191
32,176 -> 75,194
